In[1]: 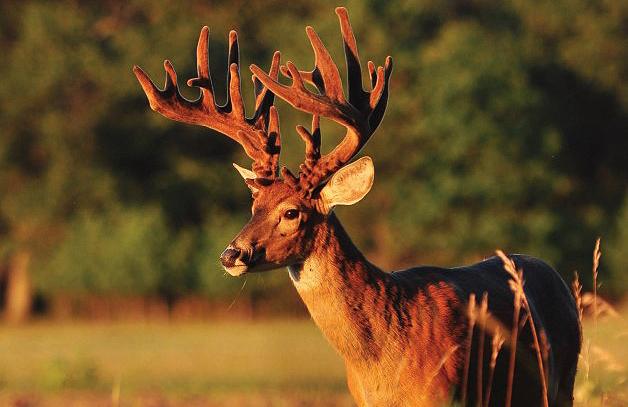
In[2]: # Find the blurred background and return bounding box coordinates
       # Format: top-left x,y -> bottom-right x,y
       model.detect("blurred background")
0,0 -> 626,406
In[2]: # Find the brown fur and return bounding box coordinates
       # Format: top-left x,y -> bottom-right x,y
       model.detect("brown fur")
225,181 -> 581,407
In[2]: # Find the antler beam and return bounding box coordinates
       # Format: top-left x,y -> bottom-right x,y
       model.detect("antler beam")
250,7 -> 393,191
133,27 -> 282,178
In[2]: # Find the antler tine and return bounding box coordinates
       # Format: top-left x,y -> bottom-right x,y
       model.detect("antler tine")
225,31 -> 241,115
336,7 -> 368,109
295,116 -> 324,194
133,27 -> 282,179
297,115 -> 322,168
279,65 -> 324,94
251,52 -> 280,129
369,56 -> 393,131
188,26 -> 215,107
250,6 -> 393,190
249,105 -> 281,176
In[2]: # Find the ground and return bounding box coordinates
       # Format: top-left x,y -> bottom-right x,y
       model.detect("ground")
0,305 -> 626,406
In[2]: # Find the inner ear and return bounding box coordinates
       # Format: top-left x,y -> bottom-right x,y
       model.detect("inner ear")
318,156 -> 374,213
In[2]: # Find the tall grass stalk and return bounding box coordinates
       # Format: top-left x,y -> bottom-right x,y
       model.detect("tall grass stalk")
572,269 -> 586,406
497,250 -> 549,407
483,326 -> 504,407
476,292 -> 488,407
425,345 -> 460,394
582,339 -> 591,407
592,238 -> 601,387
572,271 -> 583,324
497,251 -> 522,407
461,293 -> 477,405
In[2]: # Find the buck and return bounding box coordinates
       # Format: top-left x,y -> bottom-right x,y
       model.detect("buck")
134,7 -> 581,407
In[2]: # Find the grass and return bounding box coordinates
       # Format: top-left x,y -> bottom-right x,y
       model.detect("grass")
0,239 -> 626,407
0,319 -> 352,406
574,306 -> 628,406
0,306 -> 626,406
0,307 -> 626,406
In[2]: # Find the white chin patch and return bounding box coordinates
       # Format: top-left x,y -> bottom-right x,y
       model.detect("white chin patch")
224,264 -> 248,276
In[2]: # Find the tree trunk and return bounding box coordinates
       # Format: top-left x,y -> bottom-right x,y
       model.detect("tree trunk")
4,250 -> 32,323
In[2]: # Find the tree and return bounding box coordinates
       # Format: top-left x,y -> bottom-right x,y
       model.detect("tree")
1,0 -> 626,313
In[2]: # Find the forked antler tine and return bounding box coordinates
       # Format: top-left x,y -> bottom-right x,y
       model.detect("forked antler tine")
336,7 -> 367,108
134,27 -> 284,179
369,56 -> 393,131
284,62 -> 310,94
164,60 -> 178,92
274,11 -> 356,101
369,66 -> 385,107
134,29 -> 217,126
187,26 -> 215,106
250,6 -> 392,190
279,65 -> 324,93
247,98 -> 282,177
133,62 -> 195,124
133,65 -> 165,113
368,61 -> 377,89
246,62 -> 283,178
223,30 -> 241,113
251,63 -> 346,121
296,115 -> 321,168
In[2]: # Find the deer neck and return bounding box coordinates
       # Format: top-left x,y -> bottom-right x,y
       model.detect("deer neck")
288,213 -> 388,363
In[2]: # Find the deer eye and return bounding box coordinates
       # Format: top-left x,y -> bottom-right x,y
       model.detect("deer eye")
283,209 -> 299,220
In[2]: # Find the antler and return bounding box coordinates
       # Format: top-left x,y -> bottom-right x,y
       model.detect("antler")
133,27 -> 282,178
250,7 -> 393,192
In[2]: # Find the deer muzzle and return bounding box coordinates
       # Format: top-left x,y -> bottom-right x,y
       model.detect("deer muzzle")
221,243 -> 267,276
220,246 -> 248,276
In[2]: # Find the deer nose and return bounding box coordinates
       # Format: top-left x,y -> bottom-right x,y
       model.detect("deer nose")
220,247 -> 241,267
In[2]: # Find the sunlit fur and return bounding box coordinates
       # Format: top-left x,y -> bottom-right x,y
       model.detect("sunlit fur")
225,180 -> 581,407
225,181 -> 322,274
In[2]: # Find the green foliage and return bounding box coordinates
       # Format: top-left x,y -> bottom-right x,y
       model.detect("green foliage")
0,0 -> 626,300
37,207 -> 169,294
383,21 -> 563,264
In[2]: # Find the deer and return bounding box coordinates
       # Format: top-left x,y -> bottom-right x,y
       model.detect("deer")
134,7 -> 581,407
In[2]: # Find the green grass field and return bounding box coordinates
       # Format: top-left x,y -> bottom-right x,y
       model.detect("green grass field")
0,319 -> 352,406
0,307 -> 626,406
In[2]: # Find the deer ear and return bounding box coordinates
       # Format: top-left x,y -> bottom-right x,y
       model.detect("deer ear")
233,163 -> 257,180
233,163 -> 259,194
319,156 -> 374,213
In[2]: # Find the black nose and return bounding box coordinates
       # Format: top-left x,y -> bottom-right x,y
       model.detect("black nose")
220,247 -> 241,267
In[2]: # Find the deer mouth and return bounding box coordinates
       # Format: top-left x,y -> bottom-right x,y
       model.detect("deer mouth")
221,247 -> 269,276
225,260 -> 289,276
224,262 -> 249,276
223,254 -> 300,276
221,244 -> 304,275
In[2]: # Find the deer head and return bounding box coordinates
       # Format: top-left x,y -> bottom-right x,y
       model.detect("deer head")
133,7 -> 392,276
